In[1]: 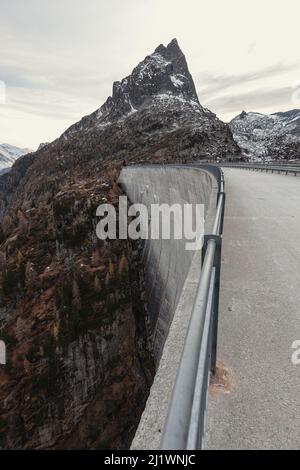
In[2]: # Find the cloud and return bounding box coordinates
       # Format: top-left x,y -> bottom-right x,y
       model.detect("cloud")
196,63 -> 300,101
205,86 -> 297,117
0,48 -> 118,139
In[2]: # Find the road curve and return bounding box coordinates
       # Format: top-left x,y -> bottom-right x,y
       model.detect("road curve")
206,168 -> 300,449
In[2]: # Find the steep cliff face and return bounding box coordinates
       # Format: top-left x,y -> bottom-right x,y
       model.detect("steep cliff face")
0,39 -> 238,449
0,152 -> 36,219
0,169 -> 154,449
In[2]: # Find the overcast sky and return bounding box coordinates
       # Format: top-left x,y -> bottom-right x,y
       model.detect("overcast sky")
0,0 -> 300,149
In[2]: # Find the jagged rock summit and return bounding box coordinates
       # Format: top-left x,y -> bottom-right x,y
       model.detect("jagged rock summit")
66,38 -> 203,134
61,38 -> 238,161
64,38 -> 227,139
154,38 -> 199,100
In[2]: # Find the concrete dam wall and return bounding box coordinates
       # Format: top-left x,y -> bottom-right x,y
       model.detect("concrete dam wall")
119,165 -> 219,448
118,165 -> 218,361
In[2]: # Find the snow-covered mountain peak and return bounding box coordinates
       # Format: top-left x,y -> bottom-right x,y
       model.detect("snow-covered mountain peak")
230,109 -> 300,159
0,143 -> 31,174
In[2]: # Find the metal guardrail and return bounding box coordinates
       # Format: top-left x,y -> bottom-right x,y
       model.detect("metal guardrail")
160,165 -> 225,450
220,162 -> 300,176
268,162 -> 300,167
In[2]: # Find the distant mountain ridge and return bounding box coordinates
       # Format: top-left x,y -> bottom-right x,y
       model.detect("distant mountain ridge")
0,143 -> 31,174
230,109 -> 300,160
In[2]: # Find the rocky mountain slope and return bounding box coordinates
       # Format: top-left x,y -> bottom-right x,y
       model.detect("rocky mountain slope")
230,109 -> 300,160
0,39 -> 239,450
0,144 -> 31,175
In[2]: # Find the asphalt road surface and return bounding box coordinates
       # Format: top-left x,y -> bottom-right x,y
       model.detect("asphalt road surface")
206,168 -> 300,449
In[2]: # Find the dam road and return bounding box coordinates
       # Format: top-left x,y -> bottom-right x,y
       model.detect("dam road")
206,168 -> 300,449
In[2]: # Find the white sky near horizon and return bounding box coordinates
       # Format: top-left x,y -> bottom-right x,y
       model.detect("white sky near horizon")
0,0 -> 300,149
